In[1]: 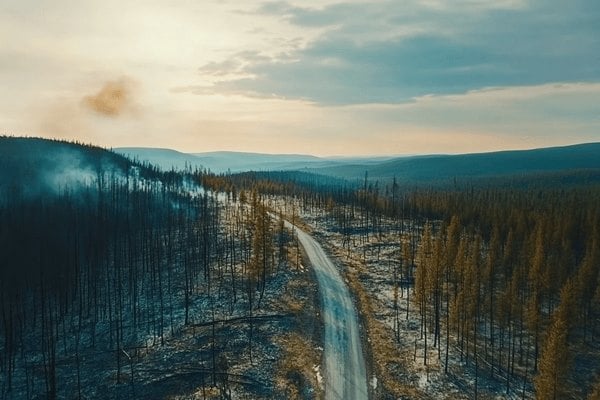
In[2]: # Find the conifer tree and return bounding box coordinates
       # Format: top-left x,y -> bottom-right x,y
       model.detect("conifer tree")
416,222 -> 433,364
535,279 -> 575,400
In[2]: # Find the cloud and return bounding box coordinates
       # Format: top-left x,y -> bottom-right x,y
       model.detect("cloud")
197,51 -> 275,80
203,0 -> 600,105
82,77 -> 137,117
257,1 -> 355,27
338,82 -> 600,146
2,0 -> 599,156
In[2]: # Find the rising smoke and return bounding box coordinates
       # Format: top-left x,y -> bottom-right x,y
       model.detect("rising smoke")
0,137 -> 127,200
82,77 -> 136,117
37,76 -> 140,143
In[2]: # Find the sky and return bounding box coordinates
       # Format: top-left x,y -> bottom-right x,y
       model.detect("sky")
1,0 -> 599,156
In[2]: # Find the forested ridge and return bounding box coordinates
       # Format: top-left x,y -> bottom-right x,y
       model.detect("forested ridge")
310,142 -> 600,184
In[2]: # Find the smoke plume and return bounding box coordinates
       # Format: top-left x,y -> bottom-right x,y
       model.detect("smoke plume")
82,77 -> 135,117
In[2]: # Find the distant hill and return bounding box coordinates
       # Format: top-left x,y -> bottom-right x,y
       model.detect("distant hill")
19,140 -> 598,191
0,136 -> 136,197
310,142 -> 600,186
115,147 -> 206,171
116,142 -> 600,187
116,148 -> 395,174
116,147 -> 326,173
190,151 -> 322,173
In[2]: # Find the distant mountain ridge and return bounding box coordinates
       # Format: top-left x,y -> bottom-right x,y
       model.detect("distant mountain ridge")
311,142 -> 600,184
2,138 -> 597,191
115,147 -> 390,173
115,142 -> 600,186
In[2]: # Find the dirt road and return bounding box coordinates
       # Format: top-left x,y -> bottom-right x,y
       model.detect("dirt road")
285,221 -> 368,400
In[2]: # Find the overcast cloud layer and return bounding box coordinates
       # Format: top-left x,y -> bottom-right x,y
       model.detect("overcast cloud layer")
203,0 -> 600,104
1,0 -> 598,155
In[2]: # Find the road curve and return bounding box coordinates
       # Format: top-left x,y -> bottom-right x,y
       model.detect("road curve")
285,221 -> 368,400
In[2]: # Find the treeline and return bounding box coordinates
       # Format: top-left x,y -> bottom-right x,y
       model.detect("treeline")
0,165 -> 292,399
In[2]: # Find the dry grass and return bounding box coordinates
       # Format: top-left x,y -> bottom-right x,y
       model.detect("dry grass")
273,236 -> 323,400
275,333 -> 323,400
330,246 -> 427,399
167,386 -> 221,400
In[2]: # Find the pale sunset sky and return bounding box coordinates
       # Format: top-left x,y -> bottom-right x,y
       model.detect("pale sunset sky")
1,0 -> 599,156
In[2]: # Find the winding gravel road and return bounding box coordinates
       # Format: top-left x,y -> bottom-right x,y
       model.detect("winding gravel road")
285,221 -> 368,400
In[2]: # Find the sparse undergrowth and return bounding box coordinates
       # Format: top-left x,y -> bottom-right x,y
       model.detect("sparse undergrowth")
273,243 -> 323,400
159,223 -> 323,400
129,222 -> 323,400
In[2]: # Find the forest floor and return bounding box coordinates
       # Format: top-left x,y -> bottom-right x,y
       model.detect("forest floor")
3,223 -> 323,400
124,248 -> 324,400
